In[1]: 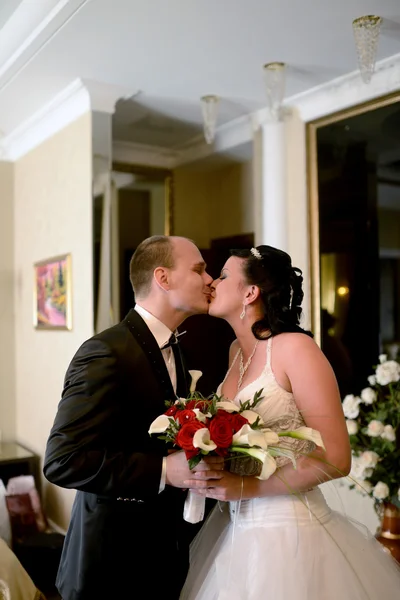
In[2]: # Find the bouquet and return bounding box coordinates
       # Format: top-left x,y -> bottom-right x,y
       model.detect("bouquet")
149,370 -> 325,523
342,354 -> 400,509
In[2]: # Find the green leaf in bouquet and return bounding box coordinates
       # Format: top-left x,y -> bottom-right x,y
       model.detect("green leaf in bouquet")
188,454 -> 202,470
238,388 -> 264,413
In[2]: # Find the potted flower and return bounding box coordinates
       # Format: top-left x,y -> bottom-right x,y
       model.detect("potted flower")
342,354 -> 400,561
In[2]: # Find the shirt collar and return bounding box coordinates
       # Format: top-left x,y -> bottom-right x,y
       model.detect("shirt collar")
134,304 -> 173,349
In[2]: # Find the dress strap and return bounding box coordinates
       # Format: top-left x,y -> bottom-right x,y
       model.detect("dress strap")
220,348 -> 240,388
266,336 -> 273,370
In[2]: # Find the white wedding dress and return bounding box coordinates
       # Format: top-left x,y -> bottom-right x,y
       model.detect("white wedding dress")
180,338 -> 400,600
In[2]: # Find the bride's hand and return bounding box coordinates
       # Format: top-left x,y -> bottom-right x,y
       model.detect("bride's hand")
184,470 -> 250,501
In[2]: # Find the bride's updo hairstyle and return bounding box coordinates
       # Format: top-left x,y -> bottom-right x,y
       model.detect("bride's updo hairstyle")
231,245 -> 313,340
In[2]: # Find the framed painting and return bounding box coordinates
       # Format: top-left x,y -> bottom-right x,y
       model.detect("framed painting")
33,253 -> 72,330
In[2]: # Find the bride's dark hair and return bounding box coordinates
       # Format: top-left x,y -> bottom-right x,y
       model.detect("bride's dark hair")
231,245 -> 313,340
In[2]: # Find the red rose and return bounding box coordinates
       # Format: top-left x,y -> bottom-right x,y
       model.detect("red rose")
209,418 -> 233,449
231,413 -> 248,433
176,420 -> 205,451
184,448 -> 198,460
186,399 -> 210,412
176,410 -> 197,425
214,409 -> 233,422
164,405 -> 179,417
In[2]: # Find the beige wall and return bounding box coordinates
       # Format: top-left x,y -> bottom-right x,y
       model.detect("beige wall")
174,160 -> 253,248
0,161 -> 16,441
13,113 -> 93,529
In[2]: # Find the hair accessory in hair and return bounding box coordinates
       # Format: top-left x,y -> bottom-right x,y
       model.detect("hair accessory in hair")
250,247 -> 262,260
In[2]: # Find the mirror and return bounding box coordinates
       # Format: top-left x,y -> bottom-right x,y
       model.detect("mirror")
93,162 -> 174,326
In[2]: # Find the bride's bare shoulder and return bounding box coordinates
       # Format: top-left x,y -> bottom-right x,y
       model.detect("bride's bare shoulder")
273,332 -> 317,353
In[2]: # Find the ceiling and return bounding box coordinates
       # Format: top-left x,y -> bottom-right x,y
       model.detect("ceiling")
1,0 -> 400,149
0,0 -> 23,30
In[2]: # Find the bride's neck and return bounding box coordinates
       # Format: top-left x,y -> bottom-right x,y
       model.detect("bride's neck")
229,313 -> 264,358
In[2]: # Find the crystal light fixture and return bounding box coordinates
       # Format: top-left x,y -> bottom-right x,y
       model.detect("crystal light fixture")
263,62 -> 286,121
200,95 -> 219,144
352,15 -> 382,84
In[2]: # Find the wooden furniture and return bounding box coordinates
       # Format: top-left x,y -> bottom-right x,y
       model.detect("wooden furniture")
0,443 -> 41,498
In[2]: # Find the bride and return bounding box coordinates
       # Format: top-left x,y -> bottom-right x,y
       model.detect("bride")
180,245 -> 400,600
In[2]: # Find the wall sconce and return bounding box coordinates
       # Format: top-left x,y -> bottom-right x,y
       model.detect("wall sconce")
352,15 -> 382,84
200,95 -> 219,144
263,62 -> 286,121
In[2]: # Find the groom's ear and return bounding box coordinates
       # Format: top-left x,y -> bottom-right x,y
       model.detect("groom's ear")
245,285 -> 260,304
154,267 -> 170,292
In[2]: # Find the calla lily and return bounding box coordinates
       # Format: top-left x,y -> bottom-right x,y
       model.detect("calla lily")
258,453 -> 278,480
148,415 -> 171,434
279,426 -> 326,450
193,408 -> 209,423
232,424 -> 253,445
262,428 -> 280,445
232,425 -> 278,449
188,370 -> 203,393
231,446 -> 277,480
193,428 -> 217,452
240,410 -> 264,425
215,401 -> 239,413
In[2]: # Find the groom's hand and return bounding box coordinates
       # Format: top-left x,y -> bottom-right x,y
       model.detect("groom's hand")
165,451 -> 224,488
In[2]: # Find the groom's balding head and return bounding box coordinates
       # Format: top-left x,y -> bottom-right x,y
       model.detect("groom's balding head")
130,235 -> 175,298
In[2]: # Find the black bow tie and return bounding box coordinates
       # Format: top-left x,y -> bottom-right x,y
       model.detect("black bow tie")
161,331 -> 186,350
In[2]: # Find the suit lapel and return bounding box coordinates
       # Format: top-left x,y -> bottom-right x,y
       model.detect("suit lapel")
124,309 -> 175,401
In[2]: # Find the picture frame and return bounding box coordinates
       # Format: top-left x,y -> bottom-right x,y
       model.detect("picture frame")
33,253 -> 72,330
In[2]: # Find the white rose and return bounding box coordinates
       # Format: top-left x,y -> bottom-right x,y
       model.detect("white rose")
381,424 -> 396,442
359,450 -> 380,469
366,420 -> 385,437
354,479 -> 373,496
350,456 -> 372,481
367,375 -> 376,386
342,395 -> 361,419
375,361 -> 400,386
379,354 -> 388,364
346,420 -> 358,435
373,481 -> 390,500
360,387 -> 377,405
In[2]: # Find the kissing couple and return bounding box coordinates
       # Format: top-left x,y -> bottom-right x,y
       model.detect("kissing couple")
44,235 -> 400,600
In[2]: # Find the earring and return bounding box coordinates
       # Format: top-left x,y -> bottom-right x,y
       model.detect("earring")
240,303 -> 246,320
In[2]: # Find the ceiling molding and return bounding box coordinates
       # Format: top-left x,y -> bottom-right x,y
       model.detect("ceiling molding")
287,52 -> 400,124
112,113 -> 254,169
0,0 -> 90,93
172,113 -> 253,167
0,78 -> 136,160
112,140 -> 180,170
84,79 -> 136,114
0,78 -> 89,160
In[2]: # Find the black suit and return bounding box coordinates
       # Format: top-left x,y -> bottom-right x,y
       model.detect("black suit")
44,309 -> 191,600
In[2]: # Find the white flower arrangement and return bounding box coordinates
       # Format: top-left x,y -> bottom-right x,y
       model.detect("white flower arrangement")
343,355 -> 400,508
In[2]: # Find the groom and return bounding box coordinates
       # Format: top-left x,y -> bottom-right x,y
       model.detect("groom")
43,235 -> 223,600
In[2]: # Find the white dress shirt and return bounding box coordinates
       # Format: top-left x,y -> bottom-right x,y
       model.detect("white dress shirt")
134,304 -> 177,492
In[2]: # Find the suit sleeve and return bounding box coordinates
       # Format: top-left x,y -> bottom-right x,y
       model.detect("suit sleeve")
43,337 -> 163,499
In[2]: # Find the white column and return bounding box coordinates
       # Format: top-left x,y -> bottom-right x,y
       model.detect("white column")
259,120 -> 287,251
